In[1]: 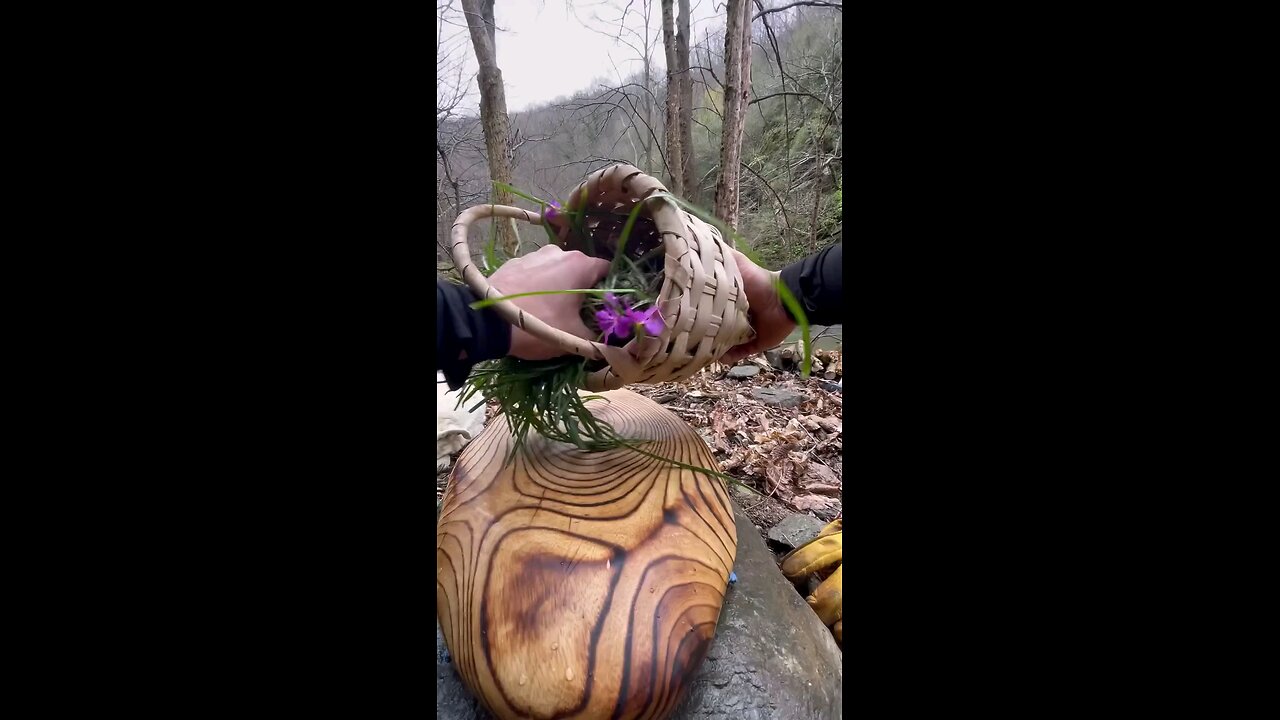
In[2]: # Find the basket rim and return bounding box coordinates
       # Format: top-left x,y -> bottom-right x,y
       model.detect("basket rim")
448,165 -> 750,390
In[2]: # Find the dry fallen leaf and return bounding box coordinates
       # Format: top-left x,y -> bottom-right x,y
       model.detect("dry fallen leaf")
792,494 -> 837,512
803,462 -> 841,487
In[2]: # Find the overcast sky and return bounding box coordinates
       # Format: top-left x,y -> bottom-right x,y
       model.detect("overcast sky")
439,0 -> 726,115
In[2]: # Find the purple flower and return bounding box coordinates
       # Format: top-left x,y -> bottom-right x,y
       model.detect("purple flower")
596,294 -> 632,343
625,306 -> 665,337
595,295 -> 665,344
596,307 -> 629,343
544,200 -> 562,223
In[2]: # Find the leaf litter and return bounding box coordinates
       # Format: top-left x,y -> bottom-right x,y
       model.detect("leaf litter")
632,358 -> 843,539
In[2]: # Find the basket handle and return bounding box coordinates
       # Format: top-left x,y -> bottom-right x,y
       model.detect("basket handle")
449,203 -> 609,365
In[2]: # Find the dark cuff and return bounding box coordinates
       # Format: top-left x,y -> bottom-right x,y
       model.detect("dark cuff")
778,243 -> 842,326
437,280 -> 512,390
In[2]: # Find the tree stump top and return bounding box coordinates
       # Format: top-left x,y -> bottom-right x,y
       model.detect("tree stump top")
437,389 -> 738,720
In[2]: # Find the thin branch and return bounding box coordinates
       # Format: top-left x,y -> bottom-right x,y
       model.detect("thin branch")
688,65 -> 722,88
752,0 -> 841,20
748,91 -> 824,106
691,115 -> 718,136
741,160 -> 792,236
609,81 -> 662,106
546,156 -> 635,171
575,91 -> 669,177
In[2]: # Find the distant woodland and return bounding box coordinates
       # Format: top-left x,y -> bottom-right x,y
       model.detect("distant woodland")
437,0 -> 842,272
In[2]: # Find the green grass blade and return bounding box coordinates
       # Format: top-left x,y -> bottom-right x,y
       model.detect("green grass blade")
482,199 -> 504,275
492,181 -> 547,206
541,202 -> 560,245
575,183 -> 591,254
469,288 -> 638,310
774,279 -> 811,377
612,193 -> 667,275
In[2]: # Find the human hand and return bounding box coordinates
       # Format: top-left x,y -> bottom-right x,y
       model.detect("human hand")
721,248 -> 796,365
488,245 -> 611,360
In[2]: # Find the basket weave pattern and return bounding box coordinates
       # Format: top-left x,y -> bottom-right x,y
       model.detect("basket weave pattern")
450,164 -> 752,391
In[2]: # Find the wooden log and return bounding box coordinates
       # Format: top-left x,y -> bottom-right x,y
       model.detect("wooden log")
822,352 -> 843,381
437,389 -> 738,720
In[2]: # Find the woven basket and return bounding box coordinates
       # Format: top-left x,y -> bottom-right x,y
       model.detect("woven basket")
449,164 -> 752,391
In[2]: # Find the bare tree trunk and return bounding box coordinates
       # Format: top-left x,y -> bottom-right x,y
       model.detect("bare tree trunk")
737,12 -> 753,220
642,0 -> 655,174
676,0 -> 694,198
460,0 -> 519,258
661,0 -> 684,194
644,59 -> 654,173
714,0 -> 752,231
480,0 -> 495,46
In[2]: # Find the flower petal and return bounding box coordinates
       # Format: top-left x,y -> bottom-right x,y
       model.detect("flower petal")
641,313 -> 665,335
620,307 -> 663,338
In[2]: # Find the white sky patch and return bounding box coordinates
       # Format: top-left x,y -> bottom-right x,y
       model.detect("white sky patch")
439,0 -> 726,115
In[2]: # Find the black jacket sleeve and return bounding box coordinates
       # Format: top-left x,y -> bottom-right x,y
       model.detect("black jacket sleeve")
779,242 -> 842,326
437,279 -> 512,390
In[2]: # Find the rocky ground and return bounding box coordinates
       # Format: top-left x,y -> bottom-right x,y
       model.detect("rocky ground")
436,356 -> 843,557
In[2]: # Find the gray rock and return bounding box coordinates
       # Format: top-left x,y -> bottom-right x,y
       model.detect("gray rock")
436,503 -> 842,720
818,380 -> 841,393
767,513 -> 829,550
728,365 -> 760,379
751,387 -> 809,407
437,624 -> 491,718
730,483 -> 760,503
812,504 -> 840,522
